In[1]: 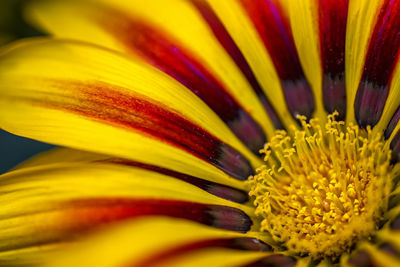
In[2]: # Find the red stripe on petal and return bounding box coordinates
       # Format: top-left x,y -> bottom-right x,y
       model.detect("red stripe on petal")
134,237 -> 272,267
241,0 -> 315,119
6,201 -> 252,252
7,200 -> 252,252
42,80 -> 253,180
319,0 -> 349,76
101,159 -> 249,203
61,198 -> 252,233
318,0 -> 349,119
190,0 -> 284,130
355,0 -> 400,127
94,8 -> 266,154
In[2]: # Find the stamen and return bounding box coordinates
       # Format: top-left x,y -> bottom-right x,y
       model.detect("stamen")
248,112 -> 394,259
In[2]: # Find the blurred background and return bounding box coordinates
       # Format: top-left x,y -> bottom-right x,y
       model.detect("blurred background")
0,0 -> 54,173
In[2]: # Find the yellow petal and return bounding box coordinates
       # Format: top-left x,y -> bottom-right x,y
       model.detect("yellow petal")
0,39 -> 261,183
42,217 -> 274,267
345,0 -> 384,123
286,0 -> 325,121
377,229 -> 400,255
0,162 -> 258,264
204,0 -> 297,128
27,0 -> 278,144
15,148 -> 251,203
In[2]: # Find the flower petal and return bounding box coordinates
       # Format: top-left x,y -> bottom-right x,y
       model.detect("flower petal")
345,0 -> 400,127
345,0 -> 383,123
189,0 -> 285,131
353,0 -> 400,128
347,243 -> 400,267
390,129 -> 400,163
317,0 -> 349,120
0,161 -> 258,265
375,50 -> 400,134
286,0 -> 325,121
27,0 -> 278,150
386,107 -> 400,163
346,249 -> 375,267
377,228 -> 400,259
16,148 -> 250,203
0,39 -> 262,181
239,0 -> 315,120
383,104 -> 400,140
377,70 -> 400,135
239,254 -> 297,267
196,0 -> 298,128
133,237 -> 273,267
40,218 -> 271,267
379,243 -> 400,260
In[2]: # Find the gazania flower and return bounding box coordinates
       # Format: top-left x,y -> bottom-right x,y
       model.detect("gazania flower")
1,0 -> 400,266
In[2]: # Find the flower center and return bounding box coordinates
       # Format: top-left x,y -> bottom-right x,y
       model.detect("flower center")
249,112 -> 394,259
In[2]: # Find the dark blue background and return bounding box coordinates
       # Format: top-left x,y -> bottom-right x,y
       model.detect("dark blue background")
0,130 -> 54,174
0,0 -> 52,174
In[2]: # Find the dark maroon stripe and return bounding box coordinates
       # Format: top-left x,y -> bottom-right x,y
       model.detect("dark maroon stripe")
385,106 -> 400,139
348,251 -> 377,267
191,0 -> 284,130
47,80 -> 253,180
318,0 -> 349,119
379,243 -> 400,257
100,159 -> 249,203
390,130 -> 400,164
65,198 -> 252,233
390,214 -> 400,230
355,0 -> 400,127
240,254 -> 297,267
94,8 -> 266,154
134,237 -> 272,267
240,0 -> 315,119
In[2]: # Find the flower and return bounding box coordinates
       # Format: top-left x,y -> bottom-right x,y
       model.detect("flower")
1,0 -> 400,266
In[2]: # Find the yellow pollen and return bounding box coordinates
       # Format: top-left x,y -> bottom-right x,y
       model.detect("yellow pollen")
248,112 -> 394,259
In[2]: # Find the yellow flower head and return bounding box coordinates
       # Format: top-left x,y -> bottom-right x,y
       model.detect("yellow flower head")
1,0 -> 400,266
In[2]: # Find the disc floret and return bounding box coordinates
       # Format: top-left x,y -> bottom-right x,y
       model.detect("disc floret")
249,113 -> 394,259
